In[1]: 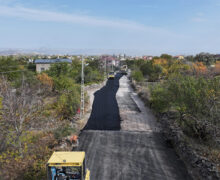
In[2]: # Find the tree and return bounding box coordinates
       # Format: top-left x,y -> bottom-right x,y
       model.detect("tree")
87,59 -> 101,70
192,62 -> 207,75
160,54 -> 172,60
47,63 -> 70,77
0,77 -> 52,179
194,52 -> 215,65
139,60 -> 163,81
0,56 -> 21,81
56,85 -> 80,119
213,61 -> 220,76
84,66 -> 103,84
37,73 -> 53,90
150,84 -> 170,112
150,74 -> 220,139
168,60 -> 191,75
140,61 -> 154,76
131,71 -> 144,82
0,77 -> 43,155
185,55 -> 194,62
53,76 -> 75,92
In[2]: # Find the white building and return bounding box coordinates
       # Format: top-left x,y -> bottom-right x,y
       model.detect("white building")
35,59 -> 72,73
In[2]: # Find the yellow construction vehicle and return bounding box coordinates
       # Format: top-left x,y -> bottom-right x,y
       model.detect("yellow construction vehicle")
47,152 -> 90,180
108,71 -> 115,79
120,65 -> 128,75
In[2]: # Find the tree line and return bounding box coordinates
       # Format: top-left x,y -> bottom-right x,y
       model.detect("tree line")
129,53 -> 220,141
0,56 -> 104,179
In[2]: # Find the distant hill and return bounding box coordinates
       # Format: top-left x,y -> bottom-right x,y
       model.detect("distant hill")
0,48 -> 147,56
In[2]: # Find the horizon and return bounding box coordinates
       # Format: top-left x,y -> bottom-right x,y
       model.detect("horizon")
0,47 -> 219,56
0,0 -> 220,55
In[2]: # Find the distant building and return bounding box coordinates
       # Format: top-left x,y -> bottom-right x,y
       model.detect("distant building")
143,56 -> 153,60
120,57 -> 126,61
101,55 -> 119,67
174,55 -> 185,60
35,59 -> 72,73
28,59 -> 34,63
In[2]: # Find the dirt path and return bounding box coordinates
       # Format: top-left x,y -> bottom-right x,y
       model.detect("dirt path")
77,74 -> 192,180
117,76 -> 160,132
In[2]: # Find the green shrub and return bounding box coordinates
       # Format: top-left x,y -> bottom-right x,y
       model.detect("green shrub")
150,84 -> 170,112
140,61 -> 154,76
150,74 -> 220,140
139,61 -> 163,81
53,125 -> 76,141
0,56 -> 21,81
84,67 -> 104,84
0,97 -> 2,109
53,76 -> 75,92
47,62 -> 70,77
131,71 -> 144,82
56,85 -> 80,119
160,54 -> 173,60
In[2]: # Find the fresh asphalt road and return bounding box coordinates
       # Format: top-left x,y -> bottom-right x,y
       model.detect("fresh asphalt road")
83,73 -> 122,130
77,74 -> 192,180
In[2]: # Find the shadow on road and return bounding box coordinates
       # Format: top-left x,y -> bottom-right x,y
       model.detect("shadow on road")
83,73 -> 123,130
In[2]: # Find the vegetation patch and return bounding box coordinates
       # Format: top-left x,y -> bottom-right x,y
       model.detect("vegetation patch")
128,53 -> 220,179
0,55 -> 105,179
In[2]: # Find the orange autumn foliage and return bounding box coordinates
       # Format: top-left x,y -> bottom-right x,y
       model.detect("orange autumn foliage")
214,61 -> 220,75
193,62 -> 207,75
37,73 -> 53,89
153,58 -> 168,67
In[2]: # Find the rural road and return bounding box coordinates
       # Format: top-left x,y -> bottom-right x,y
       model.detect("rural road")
77,74 -> 192,180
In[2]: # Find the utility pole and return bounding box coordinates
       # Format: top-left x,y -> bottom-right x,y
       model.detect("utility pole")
104,57 -> 107,79
80,56 -> 85,119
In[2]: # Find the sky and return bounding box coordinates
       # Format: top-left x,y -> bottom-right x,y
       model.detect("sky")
0,0 -> 220,55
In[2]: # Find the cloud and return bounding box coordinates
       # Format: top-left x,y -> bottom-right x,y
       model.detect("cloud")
0,4 -> 184,41
191,12 -> 207,23
0,5 -> 149,31
191,17 -> 207,22
0,4 -> 190,53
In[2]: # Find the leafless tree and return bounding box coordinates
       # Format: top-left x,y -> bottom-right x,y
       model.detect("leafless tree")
0,75 -> 43,156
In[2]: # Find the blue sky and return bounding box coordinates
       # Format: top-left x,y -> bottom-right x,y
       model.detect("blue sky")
0,0 -> 220,55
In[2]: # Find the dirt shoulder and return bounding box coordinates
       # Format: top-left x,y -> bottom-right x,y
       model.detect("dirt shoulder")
131,79 -> 220,180
117,75 -> 160,132
76,81 -> 107,131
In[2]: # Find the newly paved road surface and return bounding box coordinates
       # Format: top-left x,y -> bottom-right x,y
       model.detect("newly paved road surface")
83,74 -> 122,130
77,74 -> 192,180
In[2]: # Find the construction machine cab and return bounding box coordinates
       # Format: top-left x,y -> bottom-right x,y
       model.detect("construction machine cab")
108,71 -> 115,79
120,65 -> 128,75
47,152 -> 90,180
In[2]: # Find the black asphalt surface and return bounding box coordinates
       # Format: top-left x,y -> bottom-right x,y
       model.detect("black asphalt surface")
78,131 -> 192,180
78,74 -> 192,180
83,73 -> 122,130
